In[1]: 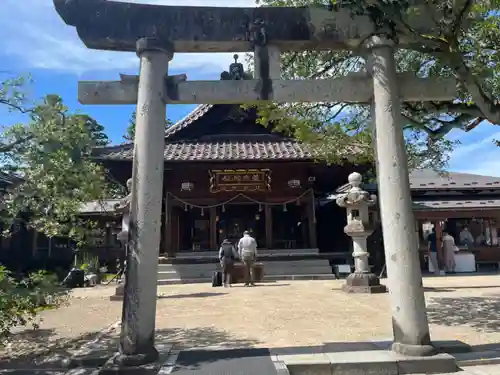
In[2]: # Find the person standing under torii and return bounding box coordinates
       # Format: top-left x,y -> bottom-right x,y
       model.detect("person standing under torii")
238,231 -> 258,287
219,239 -> 238,288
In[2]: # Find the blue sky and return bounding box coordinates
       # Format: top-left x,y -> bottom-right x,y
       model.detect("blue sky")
1,0 -> 499,176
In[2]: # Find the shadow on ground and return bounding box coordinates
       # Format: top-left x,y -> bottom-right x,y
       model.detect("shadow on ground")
424,286 -> 500,293
158,292 -> 228,299
0,325 -> 259,369
427,295 -> 500,333
156,327 -> 260,350
0,328 -> 110,369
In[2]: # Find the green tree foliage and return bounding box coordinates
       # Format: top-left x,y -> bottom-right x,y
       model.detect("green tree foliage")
251,0 -> 500,169
0,77 -> 112,239
123,109 -> 174,141
0,266 -> 70,339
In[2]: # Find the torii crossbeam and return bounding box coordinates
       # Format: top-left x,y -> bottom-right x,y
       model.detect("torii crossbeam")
54,0 -> 438,52
80,74 -> 457,105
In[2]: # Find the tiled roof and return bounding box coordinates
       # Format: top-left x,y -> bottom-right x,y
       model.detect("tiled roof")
412,199 -> 500,210
409,169 -> 500,190
92,104 -> 363,162
107,104 -> 214,150
335,170 -> 500,193
164,104 -> 213,139
95,140 -> 313,162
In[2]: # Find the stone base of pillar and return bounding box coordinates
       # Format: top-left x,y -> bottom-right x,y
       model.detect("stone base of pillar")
96,345 -> 171,375
113,348 -> 159,367
392,342 -> 438,357
341,272 -> 387,294
109,283 -> 125,301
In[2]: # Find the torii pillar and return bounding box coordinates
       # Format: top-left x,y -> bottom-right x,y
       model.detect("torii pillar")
366,36 -> 435,356
117,37 -> 173,366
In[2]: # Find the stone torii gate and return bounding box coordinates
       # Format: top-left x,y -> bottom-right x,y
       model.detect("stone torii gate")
54,0 -> 458,367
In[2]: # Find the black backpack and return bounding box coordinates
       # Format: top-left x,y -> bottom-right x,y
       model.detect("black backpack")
221,243 -> 235,260
212,271 -> 222,287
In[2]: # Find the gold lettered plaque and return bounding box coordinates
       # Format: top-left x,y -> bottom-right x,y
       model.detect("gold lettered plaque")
209,169 -> 271,193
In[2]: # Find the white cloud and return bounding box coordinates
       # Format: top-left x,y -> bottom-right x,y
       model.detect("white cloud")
454,159 -> 500,177
449,131 -> 500,160
0,0 -> 257,75
448,130 -> 500,177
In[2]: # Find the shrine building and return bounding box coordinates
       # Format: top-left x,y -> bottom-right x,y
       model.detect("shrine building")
91,104 -> 356,267
89,102 -> 500,282
2,102 -> 500,281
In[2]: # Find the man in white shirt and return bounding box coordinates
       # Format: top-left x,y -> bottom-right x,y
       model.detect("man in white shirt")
238,231 -> 258,286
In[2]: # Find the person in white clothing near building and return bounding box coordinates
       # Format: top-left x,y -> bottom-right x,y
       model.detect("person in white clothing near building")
459,225 -> 474,248
238,231 -> 258,287
442,230 -> 457,274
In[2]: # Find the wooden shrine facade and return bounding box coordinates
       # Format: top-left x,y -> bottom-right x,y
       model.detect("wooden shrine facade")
92,104 -> 356,256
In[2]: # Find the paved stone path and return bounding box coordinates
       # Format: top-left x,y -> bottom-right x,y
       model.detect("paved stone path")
431,364 -> 500,375
2,274 -> 500,373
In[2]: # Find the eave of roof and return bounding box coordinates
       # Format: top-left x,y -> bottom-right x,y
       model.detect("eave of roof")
92,104 -> 215,156
335,170 -> 500,193
93,139 -> 316,162
412,199 -> 500,211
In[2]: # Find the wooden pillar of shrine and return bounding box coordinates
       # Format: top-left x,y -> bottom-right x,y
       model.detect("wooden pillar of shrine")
210,207 -> 217,250
265,205 -> 273,249
435,220 -> 443,271
307,191 -> 317,249
164,194 -> 173,257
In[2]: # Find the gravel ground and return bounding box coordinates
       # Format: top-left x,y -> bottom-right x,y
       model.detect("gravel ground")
2,274 -> 500,367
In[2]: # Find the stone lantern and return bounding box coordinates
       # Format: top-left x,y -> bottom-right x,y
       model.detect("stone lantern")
336,172 -> 387,293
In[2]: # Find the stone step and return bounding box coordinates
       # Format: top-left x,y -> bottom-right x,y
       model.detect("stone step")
279,350 -> 457,375
158,266 -> 332,278
265,267 -> 332,272
157,274 -> 336,285
166,248 -> 320,259
158,278 -> 210,285
264,274 -> 336,281
157,259 -> 334,284
157,259 -> 331,269
157,271 -> 213,279
454,350 -> 500,366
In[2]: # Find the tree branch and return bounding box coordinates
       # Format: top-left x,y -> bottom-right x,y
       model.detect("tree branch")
443,52 -> 500,124
451,0 -> 473,37
0,135 -> 35,153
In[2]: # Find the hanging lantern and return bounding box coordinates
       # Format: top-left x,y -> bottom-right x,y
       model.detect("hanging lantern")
184,204 -> 188,212
283,204 -> 287,212
258,203 -> 263,212
255,213 -> 261,221
222,204 -> 226,213
201,208 -> 204,216
181,181 -> 194,191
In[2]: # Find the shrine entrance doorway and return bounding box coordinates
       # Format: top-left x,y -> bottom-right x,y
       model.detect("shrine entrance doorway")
217,204 -> 265,247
